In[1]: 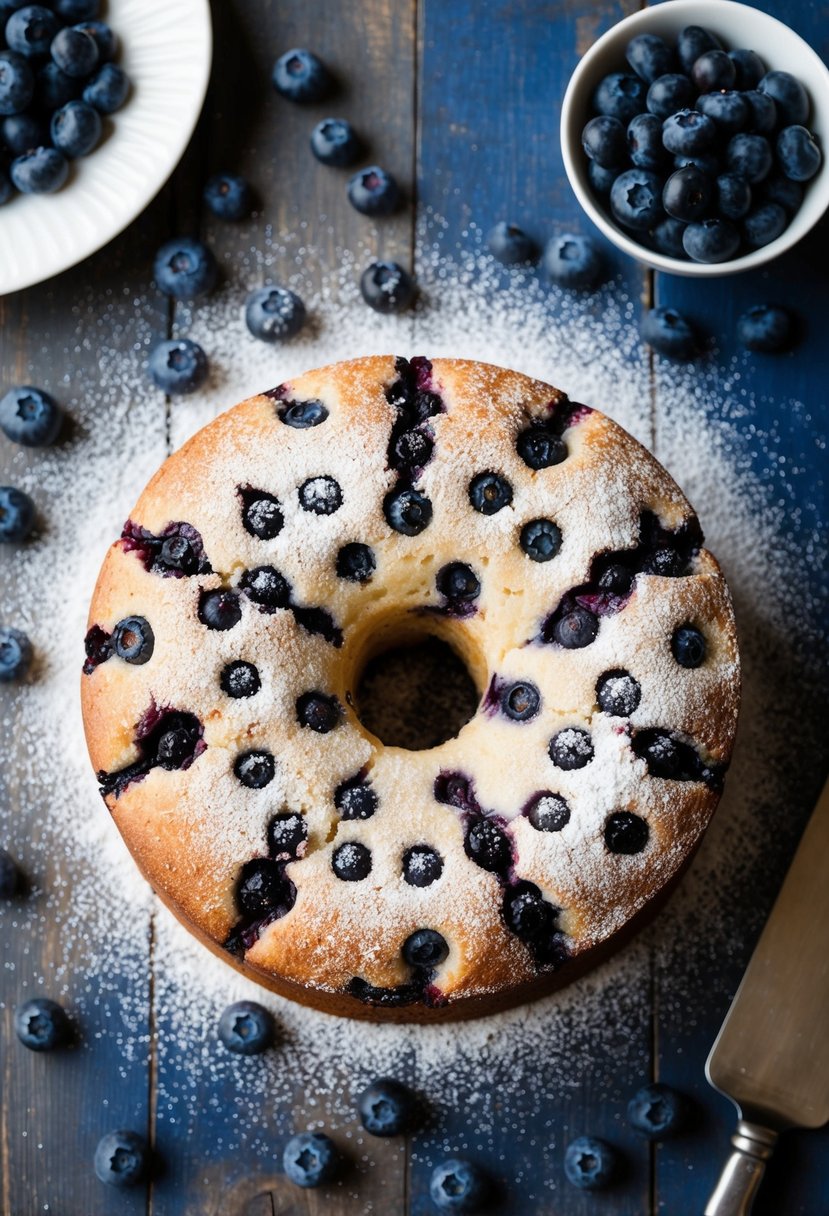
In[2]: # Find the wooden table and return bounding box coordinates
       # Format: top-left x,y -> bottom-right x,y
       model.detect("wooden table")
1,1 -> 827,1212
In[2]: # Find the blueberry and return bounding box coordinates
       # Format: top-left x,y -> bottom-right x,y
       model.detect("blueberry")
81,61 -> 128,113
335,778 -> 378,820
662,110 -> 717,157
430,1158 -> 489,1212
310,116 -> 361,166
241,491 -> 283,540
587,159 -> 617,196
646,73 -> 694,121
760,174 -> 802,214
669,624 -> 707,669
358,1077 -> 416,1136
402,844 -> 443,887
0,385 -> 61,446
153,237 -> 216,299
628,1082 -> 686,1138
75,19 -> 116,63
272,48 -> 331,103
198,588 -> 241,631
683,217 -> 741,263
526,792 -> 570,832
0,848 -> 19,897
336,541 -> 375,582
360,260 -> 415,313
564,1136 -> 617,1190
677,26 -> 722,75
610,168 -> 664,231
391,427 -> 433,469
6,7 -> 59,59
402,927 -> 449,968
347,164 -> 399,216
2,111 -> 46,153
240,565 -> 291,610
672,151 -> 718,176
692,49 -> 736,94
36,60 -> 79,110
268,811 -> 307,859
605,810 -> 649,854
0,49 -> 34,114
93,1130 -> 147,1188
640,306 -> 697,357
384,486 -> 432,535
726,133 -> 772,185
650,216 -> 688,259
519,518 -> 562,562
582,114 -> 626,169
218,1000 -> 273,1055
776,125 -> 821,182
592,72 -> 646,124
500,681 -> 540,722
0,627 -> 32,680
50,25 -> 98,78
148,338 -> 208,395
156,717 -> 200,770
332,840 -> 372,881
283,1131 -> 339,1188
204,172 -> 251,220
434,772 -> 479,812
468,471 -> 512,515
10,145 -> 67,192
464,818 -> 511,874
627,112 -> 666,171
503,881 -> 561,957
625,34 -> 674,84
299,475 -> 342,515
517,425 -> 566,469
729,49 -> 765,91
50,98 -> 101,156
737,304 -> 792,352
742,202 -> 787,248
487,220 -> 537,265
277,398 -> 328,428
741,89 -> 777,136
598,564 -> 633,596
758,70 -> 809,127
0,486 -> 35,542
245,285 -> 306,342
548,727 -> 593,770
234,749 -> 275,789
544,232 -> 603,289
436,561 -> 480,603
112,616 -> 153,665
14,997 -> 69,1051
696,91 -> 750,137
662,165 -> 713,223
553,606 -> 598,648
296,690 -> 340,733
220,659 -> 260,698
596,670 -> 641,716
235,858 -> 290,917
716,172 -> 752,220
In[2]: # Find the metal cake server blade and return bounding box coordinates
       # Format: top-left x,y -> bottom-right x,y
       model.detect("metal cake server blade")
704,776 -> 829,1216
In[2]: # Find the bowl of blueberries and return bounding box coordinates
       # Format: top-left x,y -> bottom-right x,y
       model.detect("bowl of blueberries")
560,0 -> 829,274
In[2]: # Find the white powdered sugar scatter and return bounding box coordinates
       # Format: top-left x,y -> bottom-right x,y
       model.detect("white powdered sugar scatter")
1,218 -> 824,1178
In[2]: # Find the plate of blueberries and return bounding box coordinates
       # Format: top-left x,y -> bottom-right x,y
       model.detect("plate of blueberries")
0,0 -> 211,295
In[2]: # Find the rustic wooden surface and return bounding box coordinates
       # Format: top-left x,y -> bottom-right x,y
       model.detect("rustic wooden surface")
1,0 -> 827,1213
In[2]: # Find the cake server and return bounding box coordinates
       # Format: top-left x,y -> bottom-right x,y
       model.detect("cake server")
704,775 -> 829,1216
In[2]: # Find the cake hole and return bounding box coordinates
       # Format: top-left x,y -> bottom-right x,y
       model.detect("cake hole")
355,636 -> 480,750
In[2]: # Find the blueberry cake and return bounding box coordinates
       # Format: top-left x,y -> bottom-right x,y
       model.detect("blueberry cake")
81,356 -> 740,1021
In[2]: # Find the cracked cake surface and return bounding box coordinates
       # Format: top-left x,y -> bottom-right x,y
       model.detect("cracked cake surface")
81,355 -> 740,1021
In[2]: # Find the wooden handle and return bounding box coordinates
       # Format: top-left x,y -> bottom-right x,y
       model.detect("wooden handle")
704,1121 -> 778,1216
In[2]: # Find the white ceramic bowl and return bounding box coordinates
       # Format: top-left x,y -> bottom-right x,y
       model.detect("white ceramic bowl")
0,0 -> 212,296
560,0 -> 829,276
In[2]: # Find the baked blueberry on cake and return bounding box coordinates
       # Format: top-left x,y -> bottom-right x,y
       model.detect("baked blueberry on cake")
81,356 -> 739,1021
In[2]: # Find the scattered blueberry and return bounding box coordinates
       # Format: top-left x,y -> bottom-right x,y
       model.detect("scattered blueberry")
358,1078 -> 417,1136
582,114 -> 626,169
296,690 -> 340,732
268,811 -> 307,859
0,486 -> 35,542
640,307 -> 697,359
564,1136 -> 618,1190
737,303 -> 792,352
220,659 -> 261,698
332,840 -> 372,881
402,927 -> 449,968
436,561 -> 480,603
241,490 -> 283,540
610,167 -> 663,230
519,518 -> 562,562
464,818 -> 511,874
500,681 -> 540,722
50,98 -> 100,156
517,425 -> 566,469
729,49 -> 765,91
6,7 -> 60,59
310,116 -> 361,166
487,220 -> 537,265
298,475 -> 342,515
596,670 -> 641,716
683,217 -> 741,263
347,164 -> 399,216
742,201 -> 787,248
360,260 -> 415,313
0,384 -> 61,446
278,397 -> 329,428
776,125 -> 821,182
2,110 -> 46,153
336,541 -> 375,582
758,70 -> 809,126
272,48 -> 331,104
50,25 -> 98,78
0,627 -> 32,680
468,471 -> 512,515
626,34 -> 674,84
553,605 -> 598,649
677,26 -> 722,75
391,426 -> 432,469
148,338 -> 208,395
0,49 -> 34,114
628,1083 -> 687,1138
544,232 -> 603,288
204,172 -> 251,220
671,623 -> 707,667
662,109 -> 716,157
592,72 -> 647,123
235,858 -> 290,918
240,565 -> 291,610
335,778 -> 378,820
691,49 -> 736,94
696,89 -> 749,136
234,749 -> 275,789
0,848 -> 19,897
153,237 -> 216,299
605,810 -> 649,854
526,792 -> 570,832
716,172 -> 752,220
384,486 -> 432,535
218,1000 -> 273,1055
429,1158 -> 489,1212
662,164 -> 713,223
245,286 -> 306,342
283,1131 -> 339,1188
10,144 -> 67,192
112,616 -> 153,665
627,112 -> 666,170
93,1130 -> 147,1188
548,727 -> 594,770
81,62 -> 128,113
402,844 -> 443,887
646,73 -> 694,120
14,997 -> 69,1051
199,589 -> 242,632
651,216 -> 688,259
726,132 -> 772,185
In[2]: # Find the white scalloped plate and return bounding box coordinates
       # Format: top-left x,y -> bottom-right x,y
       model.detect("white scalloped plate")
0,0 -> 212,296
